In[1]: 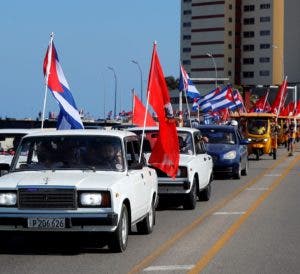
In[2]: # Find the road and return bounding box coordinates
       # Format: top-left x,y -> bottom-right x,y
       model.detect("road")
0,145 -> 299,274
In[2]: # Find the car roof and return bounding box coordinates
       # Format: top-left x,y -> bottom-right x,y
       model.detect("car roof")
197,124 -> 236,131
0,128 -> 42,135
23,129 -> 137,139
129,126 -> 199,134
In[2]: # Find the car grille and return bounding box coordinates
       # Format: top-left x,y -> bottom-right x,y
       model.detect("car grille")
18,188 -> 76,209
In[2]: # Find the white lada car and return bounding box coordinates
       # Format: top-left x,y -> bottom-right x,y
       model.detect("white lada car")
129,127 -> 213,210
0,129 -> 158,252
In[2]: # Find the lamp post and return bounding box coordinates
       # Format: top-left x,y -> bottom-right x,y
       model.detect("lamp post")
206,52 -> 218,88
107,66 -> 117,119
131,60 -> 143,103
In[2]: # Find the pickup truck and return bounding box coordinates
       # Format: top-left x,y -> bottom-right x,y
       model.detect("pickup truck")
0,129 -> 158,252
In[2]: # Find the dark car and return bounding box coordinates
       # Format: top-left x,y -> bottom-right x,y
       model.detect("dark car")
197,124 -> 249,179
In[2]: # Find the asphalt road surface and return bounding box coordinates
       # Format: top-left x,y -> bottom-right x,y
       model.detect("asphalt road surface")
0,144 -> 299,274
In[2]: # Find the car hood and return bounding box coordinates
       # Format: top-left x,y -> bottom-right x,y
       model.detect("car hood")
205,143 -> 237,155
0,170 -> 126,190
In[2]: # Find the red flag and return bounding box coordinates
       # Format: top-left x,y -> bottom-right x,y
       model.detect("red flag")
294,100 -> 300,116
132,94 -> 156,126
147,43 -> 179,178
271,77 -> 288,115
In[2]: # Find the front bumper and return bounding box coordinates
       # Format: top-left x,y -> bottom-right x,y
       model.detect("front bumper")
0,212 -> 118,232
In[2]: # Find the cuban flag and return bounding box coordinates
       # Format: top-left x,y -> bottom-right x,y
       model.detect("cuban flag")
43,38 -> 84,130
210,85 -> 235,112
229,88 -> 244,111
179,65 -> 201,99
196,86 -> 220,113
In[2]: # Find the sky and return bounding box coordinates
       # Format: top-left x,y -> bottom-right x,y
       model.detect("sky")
0,0 -> 180,120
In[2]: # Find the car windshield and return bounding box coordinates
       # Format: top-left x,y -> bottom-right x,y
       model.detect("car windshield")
200,128 -> 236,145
0,133 -> 25,155
131,130 -> 194,155
247,119 -> 268,135
11,135 -> 124,172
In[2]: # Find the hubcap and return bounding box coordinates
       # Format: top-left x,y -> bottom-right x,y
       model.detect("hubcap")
148,205 -> 153,228
121,213 -> 128,245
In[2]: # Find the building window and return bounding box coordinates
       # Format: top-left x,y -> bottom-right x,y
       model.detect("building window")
260,3 -> 271,9
260,16 -> 270,22
243,58 -> 254,64
244,18 -> 255,25
229,4 -> 232,9
244,5 -> 255,12
243,44 -> 255,51
259,57 -> 270,63
183,22 -> 191,27
183,0 -> 192,2
260,43 -> 271,49
183,47 -> 191,52
183,10 -> 192,15
228,70 -> 232,76
183,35 -> 191,40
183,60 -> 191,65
243,31 -> 255,38
243,71 -> 254,78
228,31 -> 232,36
260,30 -> 270,36
260,70 -> 270,76
228,57 -> 232,63
228,17 -> 232,23
228,44 -> 232,49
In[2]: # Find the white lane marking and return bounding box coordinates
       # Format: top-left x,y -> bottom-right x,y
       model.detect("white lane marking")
246,187 -> 269,191
213,211 -> 245,215
264,174 -> 281,177
143,265 -> 194,271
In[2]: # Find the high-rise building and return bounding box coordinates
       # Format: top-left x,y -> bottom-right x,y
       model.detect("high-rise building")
180,0 -> 300,93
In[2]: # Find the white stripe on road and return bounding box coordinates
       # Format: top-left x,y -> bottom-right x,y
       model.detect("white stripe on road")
144,265 -> 194,271
264,174 -> 281,177
213,211 -> 245,215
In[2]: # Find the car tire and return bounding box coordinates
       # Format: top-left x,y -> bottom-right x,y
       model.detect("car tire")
199,179 -> 212,201
108,204 -> 129,252
241,160 -> 248,176
234,163 -> 242,179
136,199 -> 155,235
273,148 -> 277,160
183,179 -> 197,210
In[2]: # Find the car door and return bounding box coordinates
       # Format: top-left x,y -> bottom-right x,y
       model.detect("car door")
194,132 -> 212,189
236,130 -> 248,167
125,138 -> 148,220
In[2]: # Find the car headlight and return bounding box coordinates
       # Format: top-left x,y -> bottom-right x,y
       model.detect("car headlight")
263,138 -> 268,142
223,151 -> 237,160
0,192 -> 17,206
79,191 -> 111,207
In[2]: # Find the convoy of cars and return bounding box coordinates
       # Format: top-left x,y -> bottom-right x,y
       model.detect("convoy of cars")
0,121 -> 279,252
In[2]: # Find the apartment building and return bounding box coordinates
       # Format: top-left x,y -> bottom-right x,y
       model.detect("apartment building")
180,0 -> 300,95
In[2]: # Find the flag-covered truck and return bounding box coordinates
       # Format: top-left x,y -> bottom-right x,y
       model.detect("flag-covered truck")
0,129 -> 158,252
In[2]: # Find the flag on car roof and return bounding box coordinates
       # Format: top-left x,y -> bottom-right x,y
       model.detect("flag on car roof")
43,37 -> 84,130
210,85 -> 235,112
147,42 -> 179,179
179,64 -> 201,99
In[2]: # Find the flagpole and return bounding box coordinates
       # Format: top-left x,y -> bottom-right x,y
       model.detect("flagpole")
276,75 -> 288,118
179,90 -> 183,127
131,89 -> 135,125
262,89 -> 269,111
183,90 -> 192,127
41,32 -> 54,129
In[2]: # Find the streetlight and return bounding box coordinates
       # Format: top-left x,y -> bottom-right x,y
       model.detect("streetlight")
107,66 -> 117,119
131,60 -> 143,102
206,52 -> 218,88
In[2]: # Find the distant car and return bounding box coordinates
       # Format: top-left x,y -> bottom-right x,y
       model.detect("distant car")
197,124 -> 249,179
0,129 -> 39,176
0,129 -> 158,252
129,127 -> 213,210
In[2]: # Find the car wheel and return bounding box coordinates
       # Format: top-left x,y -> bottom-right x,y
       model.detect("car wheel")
199,179 -> 212,201
273,148 -> 277,160
255,150 -> 259,161
234,163 -> 242,179
241,160 -> 248,176
109,204 -> 129,252
183,179 -> 197,210
136,199 -> 155,234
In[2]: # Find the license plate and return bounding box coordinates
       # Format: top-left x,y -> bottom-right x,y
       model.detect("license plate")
28,218 -> 65,229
